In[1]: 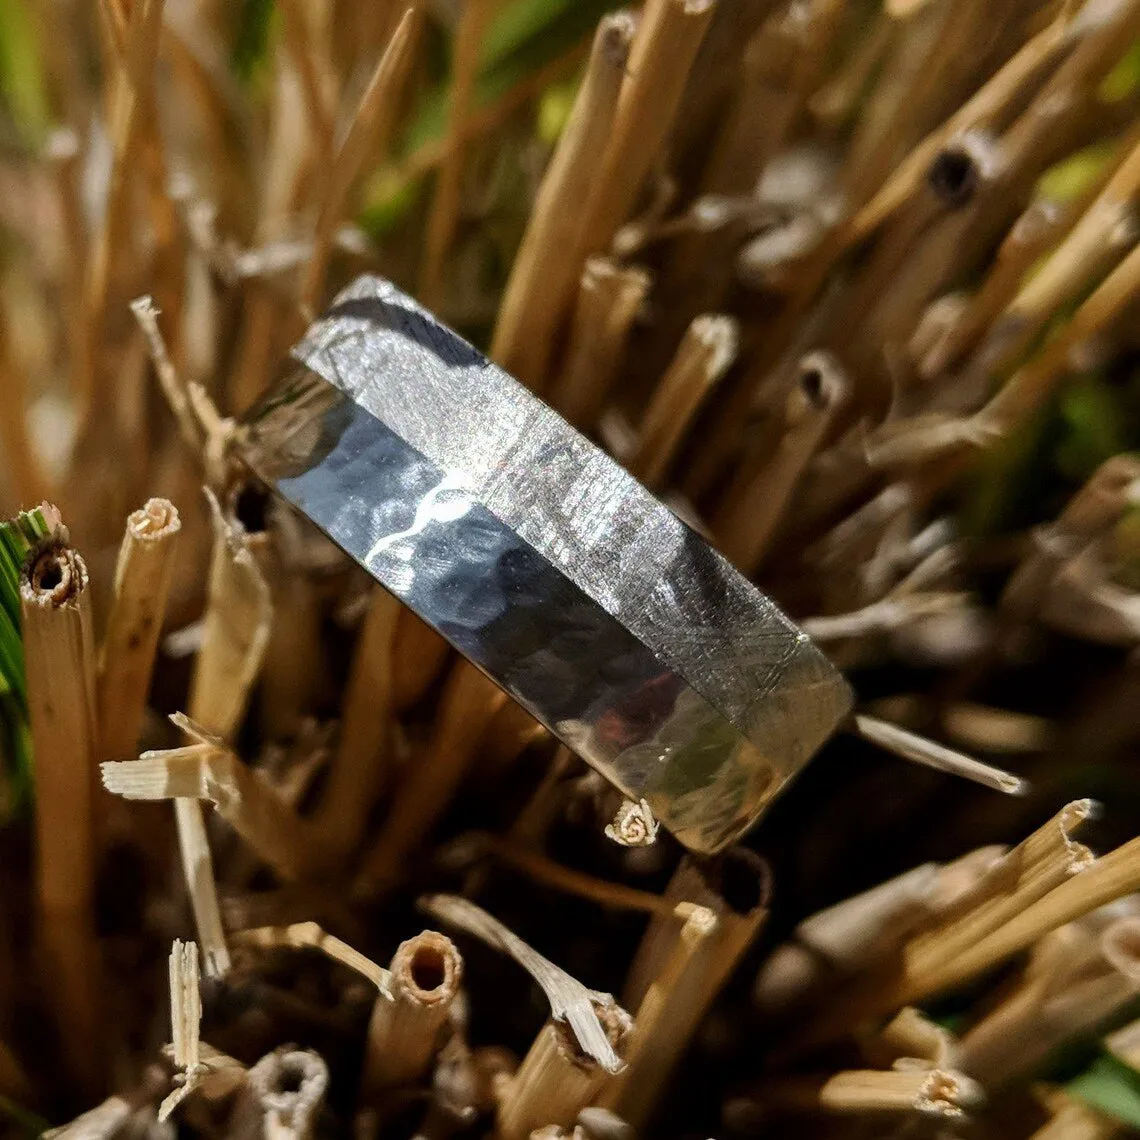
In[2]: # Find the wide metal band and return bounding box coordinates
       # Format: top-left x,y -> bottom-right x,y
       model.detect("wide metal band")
240,276 -> 851,853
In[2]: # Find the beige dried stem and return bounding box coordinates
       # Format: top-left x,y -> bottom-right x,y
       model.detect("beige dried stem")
609,858 -> 768,1128
792,802 -> 1100,1047
869,1006 -> 960,1071
628,314 -> 739,489
98,498 -> 181,762
354,661 -> 507,898
550,258 -> 652,429
364,930 -> 464,1092
491,12 -> 635,389
497,1002 -> 633,1140
800,592 -> 968,641
975,222 -> 1140,441
130,296 -> 202,454
599,904 -> 717,1129
452,832 -> 677,918
715,351 -> 850,574
158,939 -> 203,1122
753,1067 -> 985,1119
276,0 -> 336,157
235,921 -> 392,994
313,588 -> 402,864
102,712 -> 319,882
846,3 -> 1078,244
957,128 -> 1140,396
959,915 -> 1140,1086
753,862 -> 944,1014
0,301 -> 51,507
20,526 -> 101,1093
1002,455 -> 1140,624
233,1048 -> 329,1140
301,6 -> 421,316
576,0 -> 719,262
421,894 -> 625,1073
1029,1095 -> 1124,1140
80,0 -> 168,429
853,714 -> 1028,796
420,0 -> 497,310
172,488 -> 272,975
896,800 -> 1099,994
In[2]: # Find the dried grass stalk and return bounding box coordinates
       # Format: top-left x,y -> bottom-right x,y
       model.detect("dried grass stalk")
98,498 -> 181,761
577,0 -> 719,260
159,939 -> 203,1121
491,13 -> 636,389
756,1067 -> 985,1119
21,531 -> 101,1092
609,860 -> 767,1127
235,922 -> 392,994
188,489 -> 273,741
629,315 -> 739,489
364,930 -> 464,1092
314,588 -> 401,862
456,832 -> 677,918
420,0 -> 494,309
0,305 -> 50,506
959,916 -> 1140,1085
102,714 -> 318,881
715,352 -> 850,574
601,904 -> 717,1128
853,714 -> 1027,796
422,894 -> 625,1072
301,7 -> 421,314
355,662 -> 506,897
754,862 -> 943,1013
497,1003 -> 633,1140
899,800 -> 1098,989
233,1048 -> 329,1140
550,259 -> 651,429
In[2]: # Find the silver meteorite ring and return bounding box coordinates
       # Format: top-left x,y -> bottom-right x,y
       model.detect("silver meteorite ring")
239,276 -> 852,854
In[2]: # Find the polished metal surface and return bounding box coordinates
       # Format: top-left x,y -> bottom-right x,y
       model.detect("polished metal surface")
240,276 -> 852,853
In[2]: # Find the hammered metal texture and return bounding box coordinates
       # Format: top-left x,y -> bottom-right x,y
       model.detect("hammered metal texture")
240,276 -> 852,853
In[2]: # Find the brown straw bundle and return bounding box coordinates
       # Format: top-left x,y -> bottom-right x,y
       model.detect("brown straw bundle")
6,0 -> 1140,1136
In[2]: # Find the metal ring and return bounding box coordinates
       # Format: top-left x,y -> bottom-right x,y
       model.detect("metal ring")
240,276 -> 851,854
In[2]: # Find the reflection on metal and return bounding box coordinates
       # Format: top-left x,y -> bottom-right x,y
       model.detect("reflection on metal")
240,277 -> 851,853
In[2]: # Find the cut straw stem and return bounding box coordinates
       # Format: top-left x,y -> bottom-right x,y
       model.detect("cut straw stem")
491,12 -> 635,390
422,894 -> 624,1072
461,833 -> 677,918
98,499 -> 181,761
301,7 -> 420,315
355,661 -> 506,897
959,917 -> 1140,1086
363,931 -> 464,1092
175,490 -> 272,975
0,304 -> 51,506
21,534 -> 101,1094
576,0 -> 718,260
853,714 -> 1028,796
611,857 -> 767,1127
601,904 -> 718,1128
235,921 -> 392,994
313,588 -> 401,861
629,315 -> 739,489
419,0 -> 494,309
714,351 -> 850,574
755,1068 -> 984,1118
550,258 -> 651,430
102,722 -> 318,882
497,1002 -> 633,1140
